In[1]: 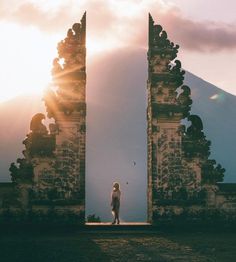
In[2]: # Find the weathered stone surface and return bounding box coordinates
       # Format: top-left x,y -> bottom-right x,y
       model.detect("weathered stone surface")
1,229 -> 236,262
147,14 -> 228,223
3,12 -> 87,223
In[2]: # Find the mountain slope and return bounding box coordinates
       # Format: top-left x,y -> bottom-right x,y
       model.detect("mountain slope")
185,72 -> 236,182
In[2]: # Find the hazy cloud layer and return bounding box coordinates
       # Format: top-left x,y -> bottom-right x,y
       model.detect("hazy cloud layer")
157,9 -> 236,52
1,0 -> 236,52
0,1 -> 74,32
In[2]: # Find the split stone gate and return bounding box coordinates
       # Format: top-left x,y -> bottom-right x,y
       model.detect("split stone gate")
1,13 -> 236,225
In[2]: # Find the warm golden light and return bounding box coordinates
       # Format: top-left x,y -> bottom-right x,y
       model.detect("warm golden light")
1,0 -> 236,104
0,23 -> 60,102
0,22 -> 118,103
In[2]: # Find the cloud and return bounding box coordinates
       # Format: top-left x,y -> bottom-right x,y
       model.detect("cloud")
126,5 -> 236,52
157,9 -> 236,52
0,2 -> 74,33
12,3 -> 71,31
1,0 -> 236,52
0,0 -> 118,34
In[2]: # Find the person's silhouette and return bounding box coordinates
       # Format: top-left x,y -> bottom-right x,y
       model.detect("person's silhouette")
111,182 -> 121,224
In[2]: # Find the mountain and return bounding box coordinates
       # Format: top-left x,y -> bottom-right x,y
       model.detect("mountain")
184,71 -> 236,183
0,48 -> 235,221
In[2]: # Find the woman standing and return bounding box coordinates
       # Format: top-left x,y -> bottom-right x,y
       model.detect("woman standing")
111,182 -> 121,224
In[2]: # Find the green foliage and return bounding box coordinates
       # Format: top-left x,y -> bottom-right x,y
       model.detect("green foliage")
9,158 -> 33,183
202,160 -> 225,184
87,214 -> 101,223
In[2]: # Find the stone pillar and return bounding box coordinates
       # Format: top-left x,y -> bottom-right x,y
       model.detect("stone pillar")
147,14 -> 203,223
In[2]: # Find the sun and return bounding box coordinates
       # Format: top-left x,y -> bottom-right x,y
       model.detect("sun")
0,23 -> 60,103
0,21 -> 119,103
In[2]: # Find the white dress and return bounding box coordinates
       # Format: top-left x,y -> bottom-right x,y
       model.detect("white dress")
111,190 -> 121,212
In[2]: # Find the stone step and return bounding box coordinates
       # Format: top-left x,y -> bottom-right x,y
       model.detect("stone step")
85,222 -> 152,232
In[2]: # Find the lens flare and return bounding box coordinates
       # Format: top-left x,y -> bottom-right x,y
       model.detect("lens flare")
210,94 -> 219,100
209,92 -> 225,102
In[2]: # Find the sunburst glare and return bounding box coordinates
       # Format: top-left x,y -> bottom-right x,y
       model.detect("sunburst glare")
0,23 -> 59,102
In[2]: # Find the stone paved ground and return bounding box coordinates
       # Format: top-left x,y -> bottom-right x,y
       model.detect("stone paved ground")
0,228 -> 235,261
93,234 -> 210,261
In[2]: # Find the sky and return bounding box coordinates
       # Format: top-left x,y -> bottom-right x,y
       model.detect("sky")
0,0 -> 236,102
1,0 -> 236,221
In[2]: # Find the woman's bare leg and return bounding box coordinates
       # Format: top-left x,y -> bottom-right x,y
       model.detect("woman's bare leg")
115,211 -> 120,224
112,212 -> 116,224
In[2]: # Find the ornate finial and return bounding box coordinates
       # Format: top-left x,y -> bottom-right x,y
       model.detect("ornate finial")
187,115 -> 204,133
44,12 -> 87,118
80,11 -> 86,45
148,14 -> 179,59
30,113 -> 47,135
148,13 -> 154,48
